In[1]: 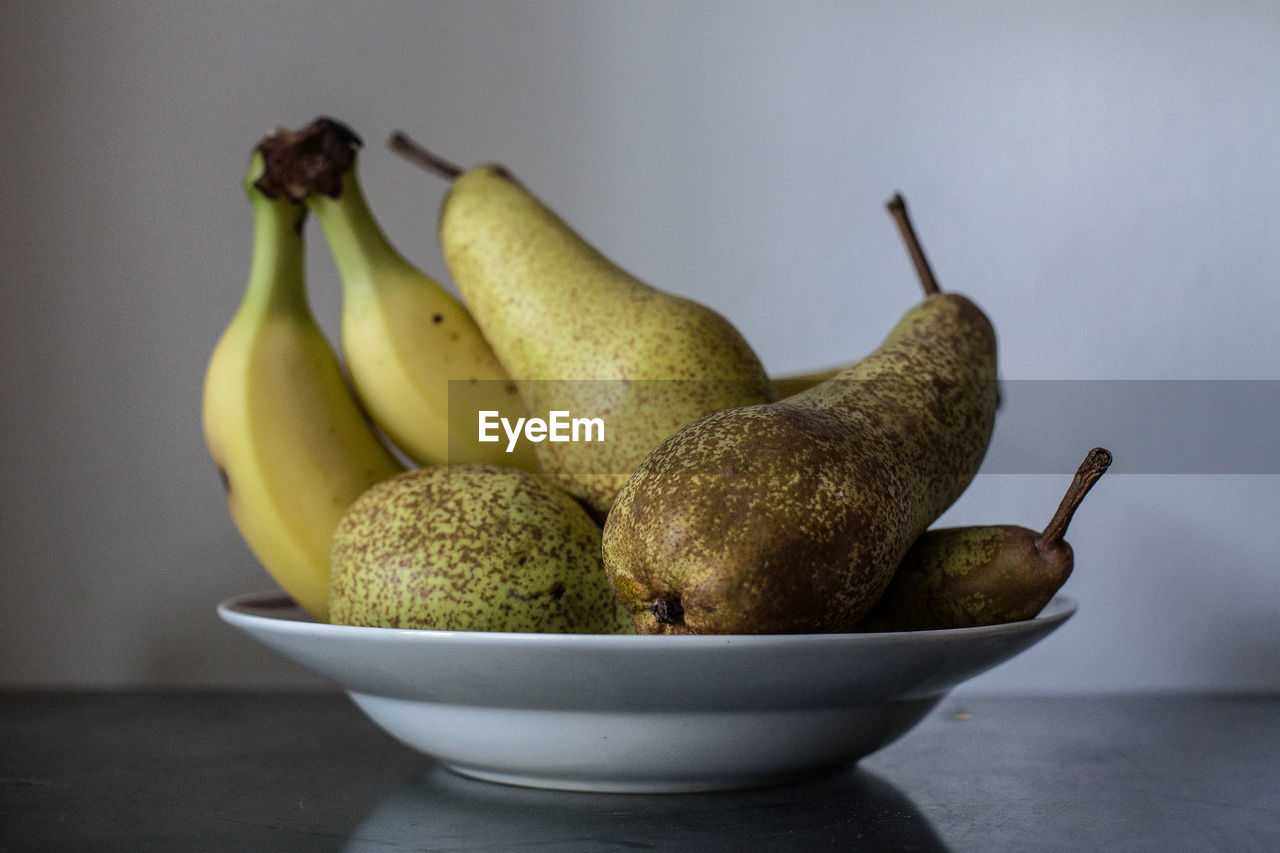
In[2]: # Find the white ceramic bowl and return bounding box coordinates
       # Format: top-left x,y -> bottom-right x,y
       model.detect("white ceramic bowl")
218,590 -> 1075,793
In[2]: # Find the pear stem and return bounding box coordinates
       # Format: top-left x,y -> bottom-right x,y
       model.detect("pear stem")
388,132 -> 464,181
1037,447 -> 1113,547
886,193 -> 941,296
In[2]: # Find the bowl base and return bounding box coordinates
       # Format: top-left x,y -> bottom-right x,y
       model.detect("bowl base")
350,691 -> 943,794
441,760 -> 851,794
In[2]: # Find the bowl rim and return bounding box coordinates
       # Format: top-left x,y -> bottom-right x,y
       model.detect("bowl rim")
217,588 -> 1077,648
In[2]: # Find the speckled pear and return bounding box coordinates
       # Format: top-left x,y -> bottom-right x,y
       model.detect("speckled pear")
329,464 -> 632,633
390,133 -> 777,519
858,447 -> 1111,631
602,195 -> 999,634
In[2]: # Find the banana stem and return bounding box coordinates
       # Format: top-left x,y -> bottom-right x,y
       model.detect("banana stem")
255,117 -> 363,203
242,161 -> 309,318
389,132 -> 464,181
252,119 -> 419,286
308,170 -> 417,286
886,194 -> 941,296
1037,447 -> 1113,547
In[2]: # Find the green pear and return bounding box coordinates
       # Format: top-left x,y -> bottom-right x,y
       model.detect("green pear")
602,195 -> 999,634
390,134 -> 777,520
858,447 -> 1111,631
329,464 -> 632,633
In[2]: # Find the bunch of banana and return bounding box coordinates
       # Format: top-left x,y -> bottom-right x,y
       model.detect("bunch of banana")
202,150 -> 404,621
254,118 -> 537,472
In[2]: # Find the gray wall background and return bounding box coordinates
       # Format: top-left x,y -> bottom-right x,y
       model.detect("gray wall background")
2,1 -> 1276,693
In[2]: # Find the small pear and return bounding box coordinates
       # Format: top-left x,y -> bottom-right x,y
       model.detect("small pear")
858,447 -> 1112,631
329,464 -> 632,633
390,133 -> 777,519
602,195 -> 999,634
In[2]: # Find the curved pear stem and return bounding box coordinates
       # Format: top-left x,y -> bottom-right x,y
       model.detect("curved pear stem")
886,193 -> 941,296
388,132 -> 464,181
1037,447 -> 1113,548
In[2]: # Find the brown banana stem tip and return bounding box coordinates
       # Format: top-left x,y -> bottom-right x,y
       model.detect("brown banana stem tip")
254,116 -> 362,202
886,193 -> 942,296
1038,447 -> 1113,546
388,132 -> 464,181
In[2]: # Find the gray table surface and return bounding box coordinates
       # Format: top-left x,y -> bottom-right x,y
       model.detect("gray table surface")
2,691 -> 1277,851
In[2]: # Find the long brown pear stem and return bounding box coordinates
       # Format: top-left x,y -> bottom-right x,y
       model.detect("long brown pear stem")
886,193 -> 941,296
1037,447 -> 1113,547
388,131 -> 464,181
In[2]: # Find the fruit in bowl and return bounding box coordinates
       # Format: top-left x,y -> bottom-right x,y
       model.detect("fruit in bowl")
329,464 -> 631,634
602,196 -> 999,634
207,117 -> 1112,791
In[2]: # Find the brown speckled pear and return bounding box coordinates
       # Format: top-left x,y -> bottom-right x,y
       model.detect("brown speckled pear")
858,447 -> 1111,631
602,195 -> 999,634
329,464 -> 632,633
389,134 -> 777,520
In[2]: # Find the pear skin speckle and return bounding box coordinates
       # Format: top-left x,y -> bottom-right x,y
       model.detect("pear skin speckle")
859,446 -> 1109,631
602,293 -> 999,635
439,167 -> 777,517
857,525 -> 1066,630
329,464 -> 632,633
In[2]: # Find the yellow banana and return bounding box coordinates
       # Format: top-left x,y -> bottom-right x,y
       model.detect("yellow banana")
202,150 -> 404,622
255,117 -> 537,471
